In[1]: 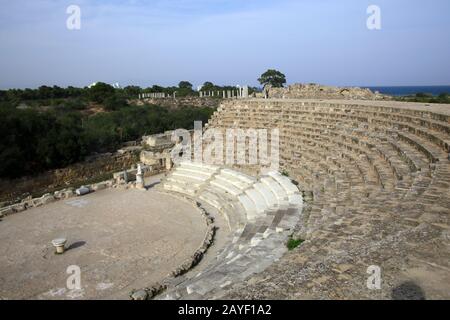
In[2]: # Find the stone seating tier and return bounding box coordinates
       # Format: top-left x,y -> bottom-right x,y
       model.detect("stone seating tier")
205,99 -> 450,300
158,161 -> 303,299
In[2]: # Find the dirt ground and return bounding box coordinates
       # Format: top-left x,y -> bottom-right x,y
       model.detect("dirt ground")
0,188 -> 206,300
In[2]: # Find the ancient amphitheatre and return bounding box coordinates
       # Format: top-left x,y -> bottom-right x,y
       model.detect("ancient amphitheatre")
1,85 -> 450,300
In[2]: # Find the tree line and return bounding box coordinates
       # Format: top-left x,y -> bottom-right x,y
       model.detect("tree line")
0,80 -> 264,107
0,69 -> 285,109
0,70 -> 286,179
0,96 -> 214,179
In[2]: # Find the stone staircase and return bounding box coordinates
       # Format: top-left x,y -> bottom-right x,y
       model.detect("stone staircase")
156,161 -> 303,299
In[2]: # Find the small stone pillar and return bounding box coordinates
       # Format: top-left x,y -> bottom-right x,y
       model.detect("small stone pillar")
243,85 -> 249,98
52,238 -> 67,254
136,164 -> 145,189
165,156 -> 173,170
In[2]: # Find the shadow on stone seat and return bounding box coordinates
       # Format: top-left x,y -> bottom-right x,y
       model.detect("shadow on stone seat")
392,281 -> 426,300
67,241 -> 86,251
146,181 -> 161,190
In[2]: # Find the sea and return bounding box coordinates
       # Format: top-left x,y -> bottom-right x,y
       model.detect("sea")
363,86 -> 450,96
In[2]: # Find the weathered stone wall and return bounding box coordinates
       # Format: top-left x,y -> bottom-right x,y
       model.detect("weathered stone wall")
0,179 -> 117,218
0,150 -> 140,204
268,83 -> 390,100
134,97 -> 220,109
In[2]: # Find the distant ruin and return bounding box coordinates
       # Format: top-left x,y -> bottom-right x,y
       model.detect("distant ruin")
266,83 -> 390,100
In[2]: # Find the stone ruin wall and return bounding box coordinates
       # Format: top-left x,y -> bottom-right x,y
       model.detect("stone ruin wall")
134,96 -> 220,109
0,128 -> 184,206
0,149 -> 140,204
267,83 -> 390,100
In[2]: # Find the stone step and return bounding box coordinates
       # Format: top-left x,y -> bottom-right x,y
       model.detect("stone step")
238,193 -> 258,220
220,168 -> 256,184
173,167 -> 212,181
167,175 -> 204,187
253,182 -> 278,208
267,171 -> 301,195
260,177 -> 289,203
245,188 -> 268,215
179,161 -> 219,173
214,174 -> 250,191
210,179 -> 242,197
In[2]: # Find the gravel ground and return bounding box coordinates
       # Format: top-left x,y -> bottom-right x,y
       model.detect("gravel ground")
0,188 -> 206,300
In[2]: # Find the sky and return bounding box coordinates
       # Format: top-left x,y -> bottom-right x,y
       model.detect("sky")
0,0 -> 449,89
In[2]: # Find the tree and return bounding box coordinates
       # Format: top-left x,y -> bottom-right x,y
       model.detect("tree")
64,98 -> 88,110
88,82 -> 115,103
178,81 -> 193,90
123,85 -> 141,98
201,82 -> 217,92
258,69 -> 286,88
202,81 -> 214,88
151,85 -> 164,92
38,86 -> 53,99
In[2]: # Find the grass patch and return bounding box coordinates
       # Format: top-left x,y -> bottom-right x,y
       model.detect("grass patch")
287,237 -> 304,251
281,170 -> 289,177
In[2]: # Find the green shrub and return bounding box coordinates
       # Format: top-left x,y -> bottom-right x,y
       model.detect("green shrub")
0,104 -> 216,179
287,237 -> 304,251
281,169 -> 289,177
103,95 -> 128,111
64,98 -> 88,110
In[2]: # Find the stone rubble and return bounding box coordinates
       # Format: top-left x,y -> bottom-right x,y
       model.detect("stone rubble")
266,83 -> 390,100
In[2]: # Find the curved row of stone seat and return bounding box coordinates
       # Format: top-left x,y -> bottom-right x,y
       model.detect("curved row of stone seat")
289,116 -> 436,198
219,109 -> 446,171
212,100 -> 450,135
212,101 -> 450,137
214,106 -> 449,171
213,119 -> 400,200
212,107 -> 443,195
284,111 -> 449,164
204,100 -> 450,299
158,161 -> 303,299
211,102 -> 440,238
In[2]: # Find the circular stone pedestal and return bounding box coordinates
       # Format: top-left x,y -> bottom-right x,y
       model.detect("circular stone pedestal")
51,238 -> 67,254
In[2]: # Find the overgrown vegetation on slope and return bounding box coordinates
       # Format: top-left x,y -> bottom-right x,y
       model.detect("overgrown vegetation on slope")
0,83 -> 215,179
0,82 -> 196,106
